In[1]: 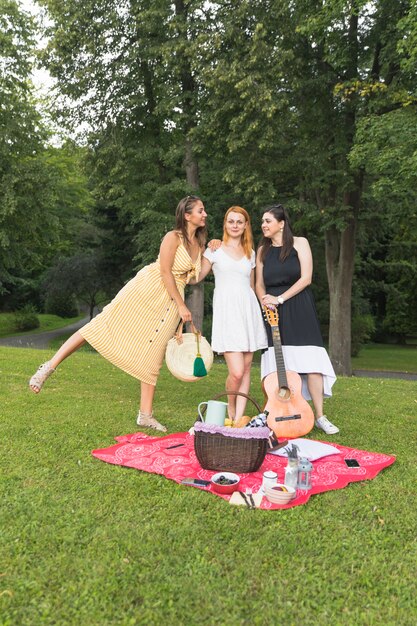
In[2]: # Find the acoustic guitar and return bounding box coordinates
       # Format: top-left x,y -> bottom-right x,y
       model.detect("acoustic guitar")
262,305 -> 314,438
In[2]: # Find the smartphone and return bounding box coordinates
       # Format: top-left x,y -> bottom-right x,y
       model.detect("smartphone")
181,478 -> 210,487
344,458 -> 360,468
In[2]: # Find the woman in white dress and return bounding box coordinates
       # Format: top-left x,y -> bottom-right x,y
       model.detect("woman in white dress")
197,206 -> 267,420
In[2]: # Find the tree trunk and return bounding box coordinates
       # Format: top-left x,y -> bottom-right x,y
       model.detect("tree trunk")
185,282 -> 204,332
326,222 -> 355,375
184,136 -> 199,189
325,182 -> 362,375
174,0 -> 203,328
184,135 -> 203,330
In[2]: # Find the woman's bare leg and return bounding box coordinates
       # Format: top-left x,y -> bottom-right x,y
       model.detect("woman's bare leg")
49,331 -> 86,369
224,352 -> 254,419
139,381 -> 156,415
306,372 -> 324,419
137,381 -> 166,432
29,331 -> 86,393
307,372 -> 339,434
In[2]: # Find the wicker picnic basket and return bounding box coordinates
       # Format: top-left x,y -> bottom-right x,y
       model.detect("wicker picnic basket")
194,392 -> 270,473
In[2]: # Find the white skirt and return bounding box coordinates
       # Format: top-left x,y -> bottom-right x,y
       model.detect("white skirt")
261,345 -> 337,400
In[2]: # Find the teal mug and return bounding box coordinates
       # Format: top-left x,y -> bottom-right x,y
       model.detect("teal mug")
198,400 -> 228,426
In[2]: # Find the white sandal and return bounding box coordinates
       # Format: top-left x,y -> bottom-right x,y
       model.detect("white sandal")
29,361 -> 56,393
136,411 -> 167,432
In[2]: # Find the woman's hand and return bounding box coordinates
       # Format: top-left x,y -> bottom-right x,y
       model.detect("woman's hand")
178,303 -> 192,323
207,239 -> 222,251
262,294 -> 279,308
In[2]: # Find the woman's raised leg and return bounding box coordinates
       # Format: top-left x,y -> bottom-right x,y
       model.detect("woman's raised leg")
29,331 -> 86,393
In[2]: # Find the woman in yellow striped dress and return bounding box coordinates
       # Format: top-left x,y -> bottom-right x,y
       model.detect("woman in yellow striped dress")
29,196 -> 207,431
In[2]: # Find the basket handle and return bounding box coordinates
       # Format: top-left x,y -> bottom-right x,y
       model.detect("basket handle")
210,391 -> 262,415
175,321 -> 201,344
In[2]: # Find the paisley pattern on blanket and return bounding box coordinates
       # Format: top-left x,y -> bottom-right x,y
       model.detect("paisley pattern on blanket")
92,433 -> 395,510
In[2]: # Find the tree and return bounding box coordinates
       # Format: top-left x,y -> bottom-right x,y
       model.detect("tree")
43,252 -> 109,319
195,0 -> 417,373
36,0 -> 417,366
0,3 -> 95,309
0,0 -> 49,293
40,0 -> 216,324
350,106 -> 417,342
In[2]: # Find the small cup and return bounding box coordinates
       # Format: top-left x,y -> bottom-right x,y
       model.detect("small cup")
262,470 -> 278,490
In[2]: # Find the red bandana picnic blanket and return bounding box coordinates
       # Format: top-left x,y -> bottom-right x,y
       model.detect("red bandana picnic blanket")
92,432 -> 395,509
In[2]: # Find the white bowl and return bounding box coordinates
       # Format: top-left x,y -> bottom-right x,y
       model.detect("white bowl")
265,483 -> 296,504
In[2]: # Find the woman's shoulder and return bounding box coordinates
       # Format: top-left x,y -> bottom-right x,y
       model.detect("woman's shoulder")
161,230 -> 182,249
164,230 -> 182,241
256,244 -> 265,259
293,236 -> 310,249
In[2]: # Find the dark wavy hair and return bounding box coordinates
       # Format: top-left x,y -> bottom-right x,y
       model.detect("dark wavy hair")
175,195 -> 207,248
259,203 -> 294,262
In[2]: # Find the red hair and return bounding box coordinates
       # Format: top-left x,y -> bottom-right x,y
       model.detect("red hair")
223,206 -> 253,259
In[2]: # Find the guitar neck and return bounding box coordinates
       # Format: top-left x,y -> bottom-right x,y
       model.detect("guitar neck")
271,326 -> 288,388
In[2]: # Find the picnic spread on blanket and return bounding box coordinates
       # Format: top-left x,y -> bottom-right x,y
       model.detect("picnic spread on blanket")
92,428 -> 395,510
92,328 -> 395,510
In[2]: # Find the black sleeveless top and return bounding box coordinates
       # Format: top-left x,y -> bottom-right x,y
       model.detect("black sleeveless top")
262,246 -> 324,347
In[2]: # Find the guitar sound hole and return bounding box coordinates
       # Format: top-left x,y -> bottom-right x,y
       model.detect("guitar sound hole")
278,386 -> 291,400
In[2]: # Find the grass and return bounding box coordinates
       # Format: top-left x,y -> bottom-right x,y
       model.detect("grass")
0,313 -> 85,338
2,312 -> 416,373
1,347 -> 416,625
352,343 -> 417,374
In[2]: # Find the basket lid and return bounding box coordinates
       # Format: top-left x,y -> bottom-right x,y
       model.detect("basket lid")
194,422 -> 271,439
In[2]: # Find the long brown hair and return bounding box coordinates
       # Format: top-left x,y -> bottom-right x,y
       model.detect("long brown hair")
223,206 -> 253,259
175,195 -> 207,248
259,204 -> 294,262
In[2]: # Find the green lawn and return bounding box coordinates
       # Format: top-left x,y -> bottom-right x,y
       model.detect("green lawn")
0,313 -> 85,338
2,312 -> 416,374
1,347 -> 416,625
352,343 -> 417,373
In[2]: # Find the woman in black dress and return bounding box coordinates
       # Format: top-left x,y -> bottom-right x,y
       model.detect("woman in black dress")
255,204 -> 339,435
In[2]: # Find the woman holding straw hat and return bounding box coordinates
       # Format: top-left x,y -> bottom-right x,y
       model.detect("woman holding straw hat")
29,196 -> 207,432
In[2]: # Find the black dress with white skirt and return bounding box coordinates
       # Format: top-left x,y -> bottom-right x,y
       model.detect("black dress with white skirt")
261,245 -> 336,399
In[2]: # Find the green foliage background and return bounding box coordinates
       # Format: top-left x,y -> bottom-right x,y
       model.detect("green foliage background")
1,0 -> 417,353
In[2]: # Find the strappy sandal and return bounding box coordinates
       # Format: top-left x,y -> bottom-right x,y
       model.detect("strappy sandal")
29,361 -> 56,393
136,411 -> 167,432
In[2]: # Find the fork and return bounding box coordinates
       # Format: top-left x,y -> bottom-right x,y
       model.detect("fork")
245,487 -> 256,509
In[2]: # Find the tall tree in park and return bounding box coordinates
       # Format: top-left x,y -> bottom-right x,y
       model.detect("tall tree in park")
197,0 -> 417,374
40,0 -> 213,325
0,0 -> 49,294
38,0 -> 417,364
0,2 -> 94,307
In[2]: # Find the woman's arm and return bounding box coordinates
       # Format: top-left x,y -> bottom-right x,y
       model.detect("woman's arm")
255,247 -> 266,301
191,256 -> 213,284
250,268 -> 255,291
159,231 -> 192,322
261,237 -> 313,307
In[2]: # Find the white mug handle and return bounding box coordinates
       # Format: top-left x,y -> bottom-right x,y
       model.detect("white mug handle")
198,402 -> 208,421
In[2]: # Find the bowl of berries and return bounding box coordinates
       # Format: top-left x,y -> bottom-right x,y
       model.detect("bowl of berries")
211,472 -> 240,494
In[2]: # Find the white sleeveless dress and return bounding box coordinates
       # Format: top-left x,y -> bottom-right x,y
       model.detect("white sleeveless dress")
203,247 -> 267,353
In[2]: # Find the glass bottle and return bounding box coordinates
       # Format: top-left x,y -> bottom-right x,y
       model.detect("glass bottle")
284,457 -> 299,490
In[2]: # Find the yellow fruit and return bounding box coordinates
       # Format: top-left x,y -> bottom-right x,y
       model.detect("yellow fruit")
224,418 -> 233,427
234,415 -> 251,428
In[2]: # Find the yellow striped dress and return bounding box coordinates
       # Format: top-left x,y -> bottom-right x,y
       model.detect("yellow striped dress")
79,237 -> 201,385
